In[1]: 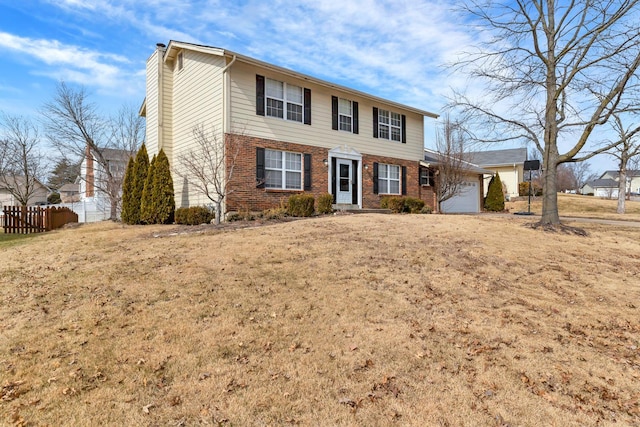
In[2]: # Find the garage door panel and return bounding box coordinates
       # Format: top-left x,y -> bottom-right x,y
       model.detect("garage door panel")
441,181 -> 480,213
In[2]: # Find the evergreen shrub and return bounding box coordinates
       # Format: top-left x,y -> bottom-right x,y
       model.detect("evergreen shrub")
484,172 -> 505,212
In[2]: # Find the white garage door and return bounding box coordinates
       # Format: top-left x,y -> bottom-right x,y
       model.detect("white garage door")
441,181 -> 480,213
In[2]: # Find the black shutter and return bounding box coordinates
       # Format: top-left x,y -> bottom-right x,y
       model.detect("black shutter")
256,75 -> 265,116
352,160 -> 358,205
304,153 -> 312,191
331,96 -> 338,130
402,166 -> 407,195
256,147 -> 265,188
353,101 -> 359,134
331,157 -> 337,203
372,107 -> 379,138
304,88 -> 311,125
373,162 -> 379,194
401,114 -> 407,143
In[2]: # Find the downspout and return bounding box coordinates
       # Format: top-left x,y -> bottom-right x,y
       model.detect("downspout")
222,55 -> 237,134
221,54 -> 237,221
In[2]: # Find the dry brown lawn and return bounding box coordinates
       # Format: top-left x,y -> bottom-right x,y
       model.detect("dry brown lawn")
507,193 -> 640,221
1,213 -> 639,426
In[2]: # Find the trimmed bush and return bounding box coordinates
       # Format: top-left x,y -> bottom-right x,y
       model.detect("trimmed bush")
287,194 -> 315,217
175,206 -> 214,225
484,172 -> 505,211
420,206 -> 432,214
404,197 -> 425,214
381,196 -> 425,213
316,193 -> 334,214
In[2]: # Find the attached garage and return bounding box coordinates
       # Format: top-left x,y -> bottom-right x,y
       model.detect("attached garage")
441,179 -> 482,213
421,152 -> 492,214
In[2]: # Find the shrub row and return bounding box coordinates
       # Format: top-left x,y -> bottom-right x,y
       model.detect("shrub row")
175,206 -> 214,225
518,181 -> 543,196
380,196 -> 429,214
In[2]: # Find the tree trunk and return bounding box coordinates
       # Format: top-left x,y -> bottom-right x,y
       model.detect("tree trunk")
540,156 -> 560,225
214,201 -> 222,225
617,166 -> 627,214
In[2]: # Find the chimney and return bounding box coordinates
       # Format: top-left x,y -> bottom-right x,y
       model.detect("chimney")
85,145 -> 94,198
156,43 -> 166,51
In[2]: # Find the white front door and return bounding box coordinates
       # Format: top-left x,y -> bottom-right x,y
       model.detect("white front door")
336,159 -> 352,204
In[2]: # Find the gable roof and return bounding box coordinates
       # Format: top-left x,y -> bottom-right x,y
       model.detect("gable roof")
58,182 -> 80,193
600,170 -> 640,179
155,40 -> 439,119
0,175 -> 49,192
466,148 -> 528,167
584,178 -> 618,189
423,149 -> 494,175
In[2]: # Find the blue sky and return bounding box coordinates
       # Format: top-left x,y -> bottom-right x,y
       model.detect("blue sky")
0,0 -> 621,172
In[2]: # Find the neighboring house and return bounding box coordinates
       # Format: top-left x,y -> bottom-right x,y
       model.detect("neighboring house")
581,178 -> 618,198
140,41 -> 439,215
466,148 -> 528,198
58,182 -> 80,203
0,176 -> 48,208
423,149 -> 493,213
599,170 -> 640,195
79,146 -> 132,220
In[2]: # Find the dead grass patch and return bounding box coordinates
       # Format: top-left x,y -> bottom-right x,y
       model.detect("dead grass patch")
1,216 -> 639,426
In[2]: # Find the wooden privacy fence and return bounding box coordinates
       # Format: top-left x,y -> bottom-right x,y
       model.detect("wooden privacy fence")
2,206 -> 78,234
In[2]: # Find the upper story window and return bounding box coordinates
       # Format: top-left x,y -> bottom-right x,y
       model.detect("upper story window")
373,107 -> 406,143
331,96 -> 359,134
256,75 -> 311,125
339,99 -> 352,131
177,51 -> 184,71
379,109 -> 401,142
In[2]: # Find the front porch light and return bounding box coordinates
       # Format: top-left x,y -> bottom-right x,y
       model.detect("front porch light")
323,159 -> 328,167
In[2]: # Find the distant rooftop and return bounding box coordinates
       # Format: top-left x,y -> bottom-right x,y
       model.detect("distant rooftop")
466,148 -> 528,167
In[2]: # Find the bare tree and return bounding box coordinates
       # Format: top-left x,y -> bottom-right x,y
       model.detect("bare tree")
0,114 -> 47,206
176,124 -> 241,224
567,162 -> 597,194
606,114 -> 640,213
41,83 -> 143,219
432,115 -> 472,212
451,1 -> 640,228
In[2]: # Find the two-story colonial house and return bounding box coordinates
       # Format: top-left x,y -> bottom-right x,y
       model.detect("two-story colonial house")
140,41 -> 439,216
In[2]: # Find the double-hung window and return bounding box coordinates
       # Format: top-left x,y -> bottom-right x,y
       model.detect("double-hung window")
378,163 -> 401,194
266,78 -> 303,123
265,149 -> 302,190
339,98 -> 352,132
378,109 -> 402,142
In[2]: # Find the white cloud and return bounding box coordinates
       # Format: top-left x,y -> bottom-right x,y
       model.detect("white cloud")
0,31 -> 137,93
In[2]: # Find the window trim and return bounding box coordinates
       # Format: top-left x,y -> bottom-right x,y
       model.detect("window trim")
378,163 -> 401,195
266,78 -> 304,123
264,149 -> 303,190
420,168 -> 434,186
338,98 -> 353,132
378,109 -> 402,142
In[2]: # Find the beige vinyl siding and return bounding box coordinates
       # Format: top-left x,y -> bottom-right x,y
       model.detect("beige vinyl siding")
170,50 -> 226,208
228,61 -> 425,162
145,50 -> 159,158
161,63 -> 174,161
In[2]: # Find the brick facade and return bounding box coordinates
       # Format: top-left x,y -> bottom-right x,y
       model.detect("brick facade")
225,134 -> 438,213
